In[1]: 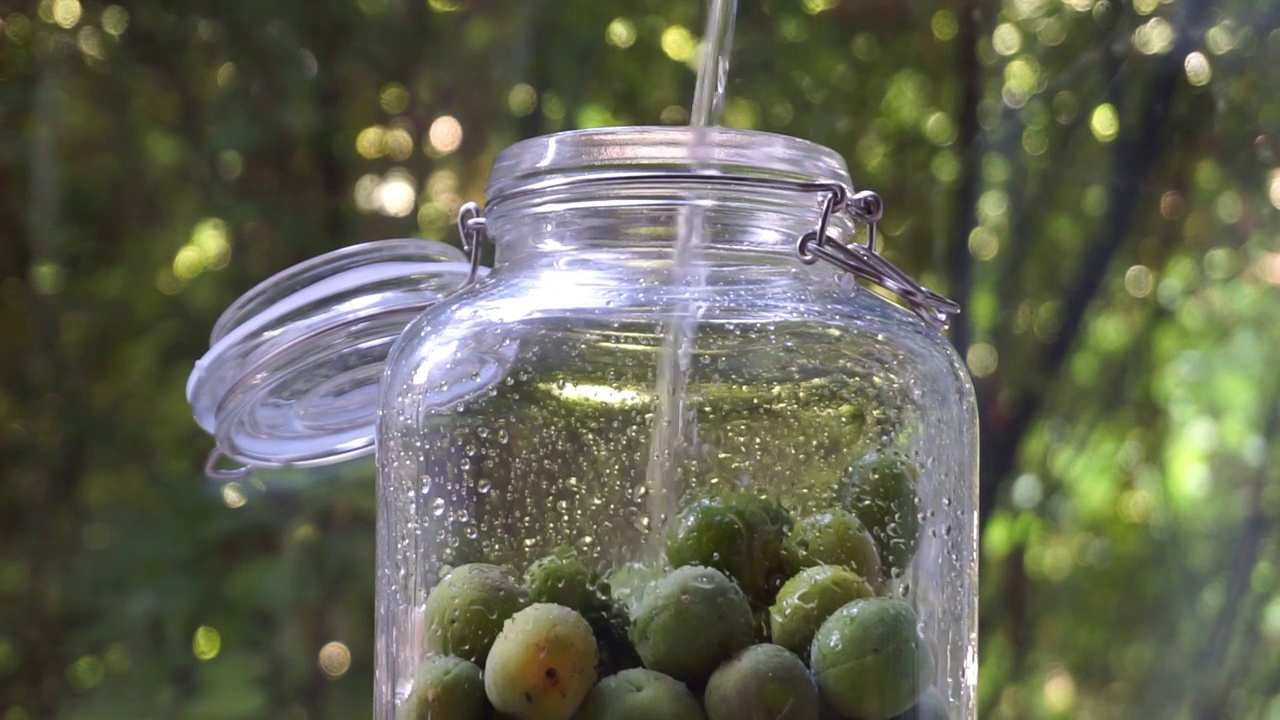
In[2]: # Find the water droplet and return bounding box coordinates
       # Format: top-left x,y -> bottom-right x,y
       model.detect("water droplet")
430,498 -> 446,516
477,479 -> 492,494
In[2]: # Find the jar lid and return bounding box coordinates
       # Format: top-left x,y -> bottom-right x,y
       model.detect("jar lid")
186,238 -> 479,477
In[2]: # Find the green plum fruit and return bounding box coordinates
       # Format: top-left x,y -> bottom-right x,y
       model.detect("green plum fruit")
769,565 -> 874,656
573,668 -> 705,720
665,494 -> 793,608
526,548 -> 612,616
525,550 -> 640,674
704,644 -> 819,720
629,565 -> 755,684
606,562 -> 667,616
838,454 -> 921,580
810,598 -> 933,720
397,655 -> 488,720
784,509 -> 883,591
485,603 -> 599,720
424,564 -> 530,665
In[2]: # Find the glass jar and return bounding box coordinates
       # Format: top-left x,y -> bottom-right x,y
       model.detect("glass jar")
188,126 -> 977,720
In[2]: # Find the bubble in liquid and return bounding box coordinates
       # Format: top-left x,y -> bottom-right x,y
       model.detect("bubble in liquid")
459,458 -> 472,470
477,427 -> 489,438
431,498 -> 446,517
477,479 -> 492,495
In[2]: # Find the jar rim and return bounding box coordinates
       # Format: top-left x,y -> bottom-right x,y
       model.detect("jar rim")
485,126 -> 852,201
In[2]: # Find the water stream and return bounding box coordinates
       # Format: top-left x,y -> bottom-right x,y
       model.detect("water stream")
642,0 -> 738,560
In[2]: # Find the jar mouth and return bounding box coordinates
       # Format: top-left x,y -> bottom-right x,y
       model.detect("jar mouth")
485,126 -> 853,201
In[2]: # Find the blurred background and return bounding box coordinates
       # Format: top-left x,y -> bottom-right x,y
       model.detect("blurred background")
2,0 -> 1279,717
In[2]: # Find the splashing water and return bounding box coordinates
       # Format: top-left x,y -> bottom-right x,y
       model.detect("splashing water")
643,0 -> 738,561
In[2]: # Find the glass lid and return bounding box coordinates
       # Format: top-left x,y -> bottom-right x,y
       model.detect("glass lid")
186,238 -> 479,478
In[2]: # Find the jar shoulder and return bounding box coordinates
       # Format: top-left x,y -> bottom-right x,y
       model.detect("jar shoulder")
381,271 -> 973,412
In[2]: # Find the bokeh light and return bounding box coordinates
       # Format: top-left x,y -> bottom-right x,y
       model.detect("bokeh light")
931,10 -> 958,41
1090,103 -> 1119,143
967,343 -> 999,378
931,150 -> 960,182
801,0 -> 838,14
1134,17 -> 1174,55
1160,190 -> 1185,219
221,482 -> 247,509
427,115 -> 462,155
379,83 -> 409,114
1268,169 -> 1280,209
384,125 -> 414,161
1214,190 -> 1243,224
100,5 -> 127,35
660,105 -> 689,124
1036,17 -> 1067,46
923,111 -> 956,146
1205,20 -> 1238,55
51,0 -> 80,29
173,218 -> 230,281
661,25 -> 697,62
993,24 -> 1023,57
507,83 -> 538,116
1125,265 -> 1154,297
192,626 -> 221,661
374,169 -> 417,217
969,227 -> 1000,261
216,62 -> 236,88
1184,52 -> 1212,86
76,26 -> 103,59
1043,667 -> 1078,713
605,17 -> 636,49
67,654 -> 105,691
318,642 -> 351,679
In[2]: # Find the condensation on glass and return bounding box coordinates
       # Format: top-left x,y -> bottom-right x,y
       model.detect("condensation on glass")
188,126 -> 978,720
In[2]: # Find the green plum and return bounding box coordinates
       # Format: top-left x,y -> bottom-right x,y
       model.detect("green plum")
769,565 -> 874,656
525,549 -> 639,674
397,655 -> 488,720
892,689 -> 951,720
839,454 -> 921,580
606,562 -> 666,616
424,564 -> 530,665
810,598 -> 933,720
574,668 -> 705,720
665,494 -> 793,608
485,603 -> 599,720
628,565 -> 755,684
526,548 -> 612,616
784,509 -> 883,590
704,644 -> 819,720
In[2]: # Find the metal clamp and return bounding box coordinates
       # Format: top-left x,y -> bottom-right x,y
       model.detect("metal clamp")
795,187 -> 959,329
457,201 -> 488,286
457,171 -> 959,330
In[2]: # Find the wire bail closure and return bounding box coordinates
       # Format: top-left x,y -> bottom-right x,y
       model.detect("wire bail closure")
457,171 -> 960,330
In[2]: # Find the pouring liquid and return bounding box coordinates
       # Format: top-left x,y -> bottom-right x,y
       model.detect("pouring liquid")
642,0 -> 738,560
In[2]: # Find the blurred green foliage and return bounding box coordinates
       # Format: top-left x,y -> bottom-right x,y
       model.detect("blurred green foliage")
2,0 -> 1280,718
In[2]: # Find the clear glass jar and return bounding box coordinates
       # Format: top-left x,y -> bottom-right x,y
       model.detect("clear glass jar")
374,127 -> 977,720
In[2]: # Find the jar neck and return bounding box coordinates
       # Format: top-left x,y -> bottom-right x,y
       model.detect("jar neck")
484,183 -> 856,274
